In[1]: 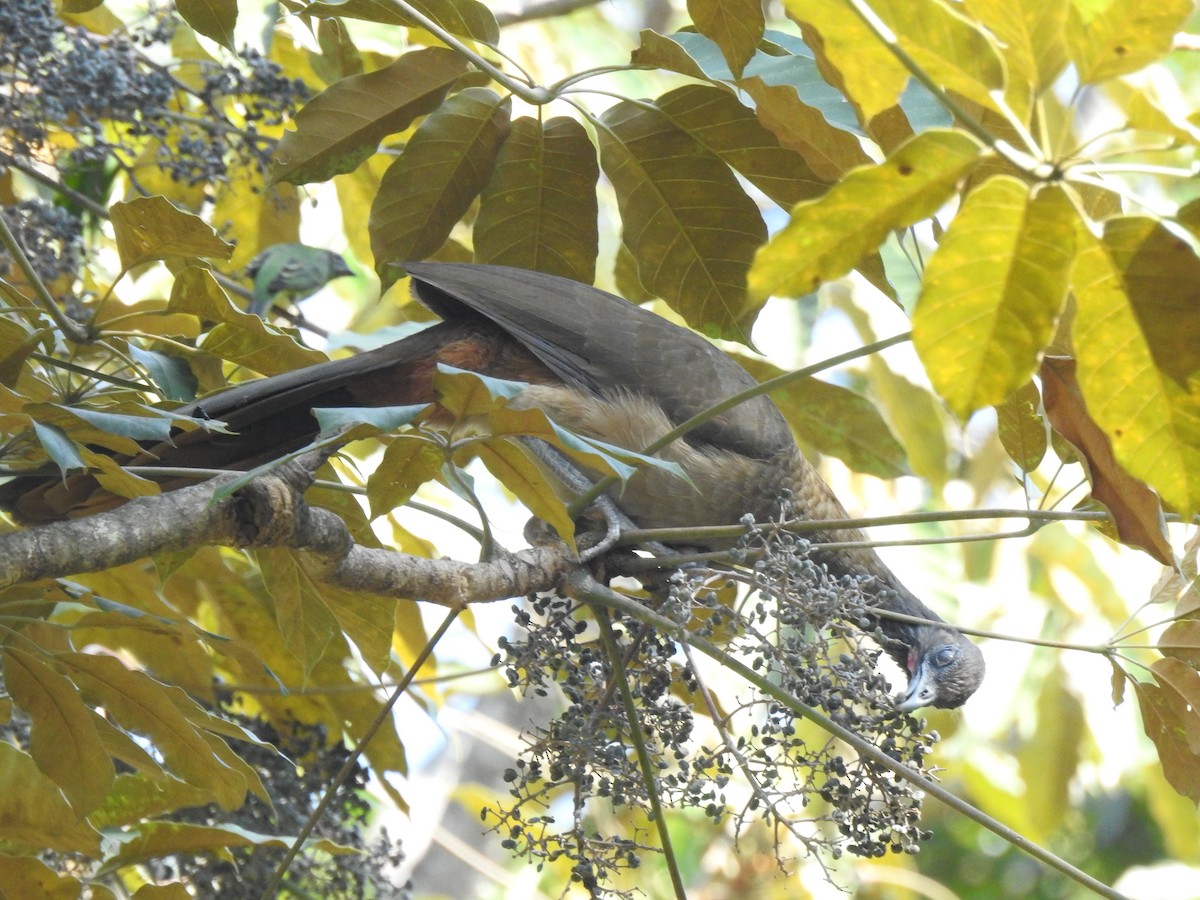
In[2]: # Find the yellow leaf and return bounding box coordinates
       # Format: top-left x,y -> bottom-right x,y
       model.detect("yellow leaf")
60,653 -> 248,810
0,743 -> 100,854
322,583 -> 400,677
1071,228 -> 1200,516
477,439 -> 576,550
0,854 -> 81,900
963,0 -> 1072,109
3,648 -> 114,814
110,196 -> 233,270
739,75 -> 874,182
913,178 -> 1076,417
367,437 -> 444,520
133,883 -> 192,899
199,318 -> 328,376
785,0 -> 1004,119
256,548 -> 339,678
1103,217 -> 1200,386
751,129 -> 982,301
1064,0 -> 1192,84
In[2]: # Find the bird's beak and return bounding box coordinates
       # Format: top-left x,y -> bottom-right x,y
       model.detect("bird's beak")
896,660 -> 936,712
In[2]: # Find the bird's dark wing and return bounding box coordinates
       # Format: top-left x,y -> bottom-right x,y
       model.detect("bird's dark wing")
404,263 -> 794,462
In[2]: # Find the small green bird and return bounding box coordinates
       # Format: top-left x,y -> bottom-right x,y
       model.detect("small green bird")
246,243 -> 355,316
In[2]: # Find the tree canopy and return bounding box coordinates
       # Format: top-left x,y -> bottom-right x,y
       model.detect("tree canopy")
1,0 -> 1199,897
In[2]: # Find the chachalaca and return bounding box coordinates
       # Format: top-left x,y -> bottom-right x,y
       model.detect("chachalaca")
0,263 -> 984,710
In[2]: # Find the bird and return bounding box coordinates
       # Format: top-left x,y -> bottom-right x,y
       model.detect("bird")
0,263 -> 983,710
246,243 -> 355,316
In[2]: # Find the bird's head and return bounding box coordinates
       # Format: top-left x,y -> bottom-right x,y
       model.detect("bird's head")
895,627 -> 985,712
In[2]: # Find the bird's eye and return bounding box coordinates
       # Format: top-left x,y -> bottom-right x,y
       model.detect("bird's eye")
933,646 -> 958,668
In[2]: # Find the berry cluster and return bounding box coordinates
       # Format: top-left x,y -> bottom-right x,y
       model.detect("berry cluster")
0,1 -> 309,276
0,200 -> 84,283
488,504 -> 940,894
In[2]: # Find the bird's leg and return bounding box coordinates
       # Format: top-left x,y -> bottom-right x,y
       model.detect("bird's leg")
516,437 -> 681,564
516,437 -> 627,561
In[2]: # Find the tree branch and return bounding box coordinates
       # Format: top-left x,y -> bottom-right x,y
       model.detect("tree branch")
0,453 -> 575,605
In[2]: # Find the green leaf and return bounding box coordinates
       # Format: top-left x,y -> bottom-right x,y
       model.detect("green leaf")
1064,0 -> 1192,84
90,773 -> 214,829
299,0 -> 500,45
30,421 -> 85,473
176,0 -> 236,50
597,99 -> 767,341
128,345 -> 197,402
312,404 -> 429,435
1071,228 -> 1200,517
995,380 -> 1047,473
913,179 -> 1076,417
110,197 -> 234,270
737,75 -> 872,182
688,0 -> 764,76
751,129 -> 982,301
655,84 -> 827,207
739,357 -> 908,478
1017,666 -> 1084,837
487,406 -> 639,485
3,648 -> 114,814
51,405 -> 174,443
474,116 -> 600,283
256,549 -> 339,678
270,48 -> 469,186
867,362 -> 950,486
630,29 -> 730,81
370,88 -> 512,275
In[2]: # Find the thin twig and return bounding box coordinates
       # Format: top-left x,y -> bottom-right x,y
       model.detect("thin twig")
570,573 -> 1128,900
595,608 -> 687,899
259,607 -> 461,899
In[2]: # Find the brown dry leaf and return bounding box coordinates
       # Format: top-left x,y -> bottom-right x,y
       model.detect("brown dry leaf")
1134,679 -> 1200,803
1041,356 -> 1175,566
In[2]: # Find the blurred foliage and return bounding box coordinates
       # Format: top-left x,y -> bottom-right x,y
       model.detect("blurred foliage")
1,0 -> 1200,896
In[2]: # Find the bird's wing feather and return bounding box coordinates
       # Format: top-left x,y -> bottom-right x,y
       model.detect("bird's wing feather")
403,263 -> 794,461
